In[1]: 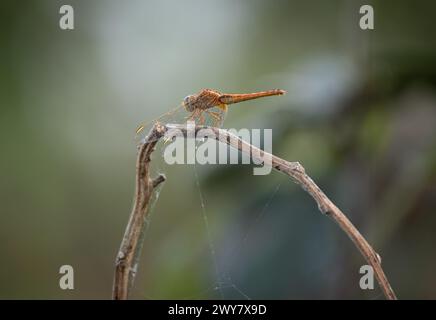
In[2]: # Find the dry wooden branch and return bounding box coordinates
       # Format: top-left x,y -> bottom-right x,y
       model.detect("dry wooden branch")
112,123 -> 166,300
113,122 -> 397,300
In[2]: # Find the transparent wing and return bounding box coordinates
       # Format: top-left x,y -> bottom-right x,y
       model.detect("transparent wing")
200,105 -> 228,128
135,104 -> 186,136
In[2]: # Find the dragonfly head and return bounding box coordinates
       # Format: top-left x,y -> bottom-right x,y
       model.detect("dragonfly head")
183,95 -> 195,112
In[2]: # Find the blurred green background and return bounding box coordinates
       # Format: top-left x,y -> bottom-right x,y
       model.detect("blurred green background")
1,0 -> 436,299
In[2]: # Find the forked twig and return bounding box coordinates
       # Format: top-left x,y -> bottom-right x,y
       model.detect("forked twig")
112,123 -> 166,300
113,122 -> 397,300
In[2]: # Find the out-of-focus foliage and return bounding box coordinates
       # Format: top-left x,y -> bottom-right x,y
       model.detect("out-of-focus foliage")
0,0 -> 435,299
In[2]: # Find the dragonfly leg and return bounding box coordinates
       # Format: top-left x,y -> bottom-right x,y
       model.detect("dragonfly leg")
204,110 -> 222,127
198,111 -> 206,125
209,104 -> 228,127
205,110 -> 221,120
186,109 -> 200,122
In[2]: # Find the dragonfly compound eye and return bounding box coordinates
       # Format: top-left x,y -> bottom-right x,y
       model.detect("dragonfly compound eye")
183,95 -> 195,112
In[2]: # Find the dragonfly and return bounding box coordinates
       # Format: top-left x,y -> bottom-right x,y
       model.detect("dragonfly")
135,88 -> 286,135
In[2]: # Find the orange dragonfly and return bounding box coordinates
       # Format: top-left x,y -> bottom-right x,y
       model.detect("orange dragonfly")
135,88 -> 286,135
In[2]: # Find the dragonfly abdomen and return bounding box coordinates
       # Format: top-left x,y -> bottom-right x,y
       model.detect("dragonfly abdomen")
219,89 -> 286,105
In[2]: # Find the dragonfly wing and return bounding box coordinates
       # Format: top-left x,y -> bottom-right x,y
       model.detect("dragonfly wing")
135,105 -> 186,136
203,104 -> 228,127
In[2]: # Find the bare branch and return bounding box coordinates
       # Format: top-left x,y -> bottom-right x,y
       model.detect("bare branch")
113,122 -> 397,300
112,123 -> 166,300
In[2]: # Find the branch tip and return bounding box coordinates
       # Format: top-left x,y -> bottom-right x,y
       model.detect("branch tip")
152,174 -> 166,188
